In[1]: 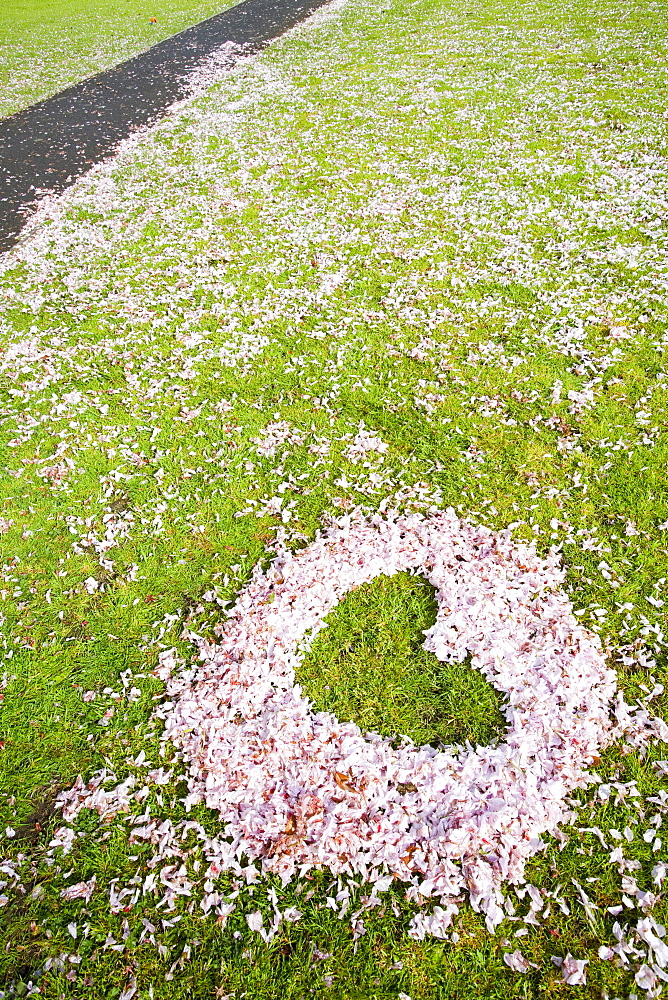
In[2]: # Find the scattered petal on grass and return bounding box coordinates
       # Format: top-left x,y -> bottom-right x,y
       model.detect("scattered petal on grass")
61,876 -> 97,902
552,953 -> 589,985
503,950 -> 532,973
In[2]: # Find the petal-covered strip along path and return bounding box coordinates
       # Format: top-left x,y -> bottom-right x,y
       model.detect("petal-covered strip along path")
0,0 -> 334,253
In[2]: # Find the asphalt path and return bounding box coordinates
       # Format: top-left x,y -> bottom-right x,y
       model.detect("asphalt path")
0,0 -> 333,252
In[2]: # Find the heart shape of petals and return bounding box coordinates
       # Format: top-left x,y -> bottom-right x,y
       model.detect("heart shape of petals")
162,509 -> 617,934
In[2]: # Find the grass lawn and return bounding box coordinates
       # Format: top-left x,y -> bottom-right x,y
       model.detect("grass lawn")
0,0 -> 238,118
0,0 -> 668,995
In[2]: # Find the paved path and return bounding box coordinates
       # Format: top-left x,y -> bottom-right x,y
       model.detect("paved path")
0,0 -> 332,252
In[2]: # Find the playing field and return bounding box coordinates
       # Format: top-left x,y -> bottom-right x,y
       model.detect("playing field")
0,0 -> 667,996
0,0 -> 237,118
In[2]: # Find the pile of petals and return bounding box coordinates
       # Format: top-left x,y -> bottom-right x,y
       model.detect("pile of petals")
156,507 -> 618,936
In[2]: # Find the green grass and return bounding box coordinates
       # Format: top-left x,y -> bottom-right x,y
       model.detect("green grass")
0,0 -> 238,118
0,0 -> 667,994
299,573 -> 506,749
